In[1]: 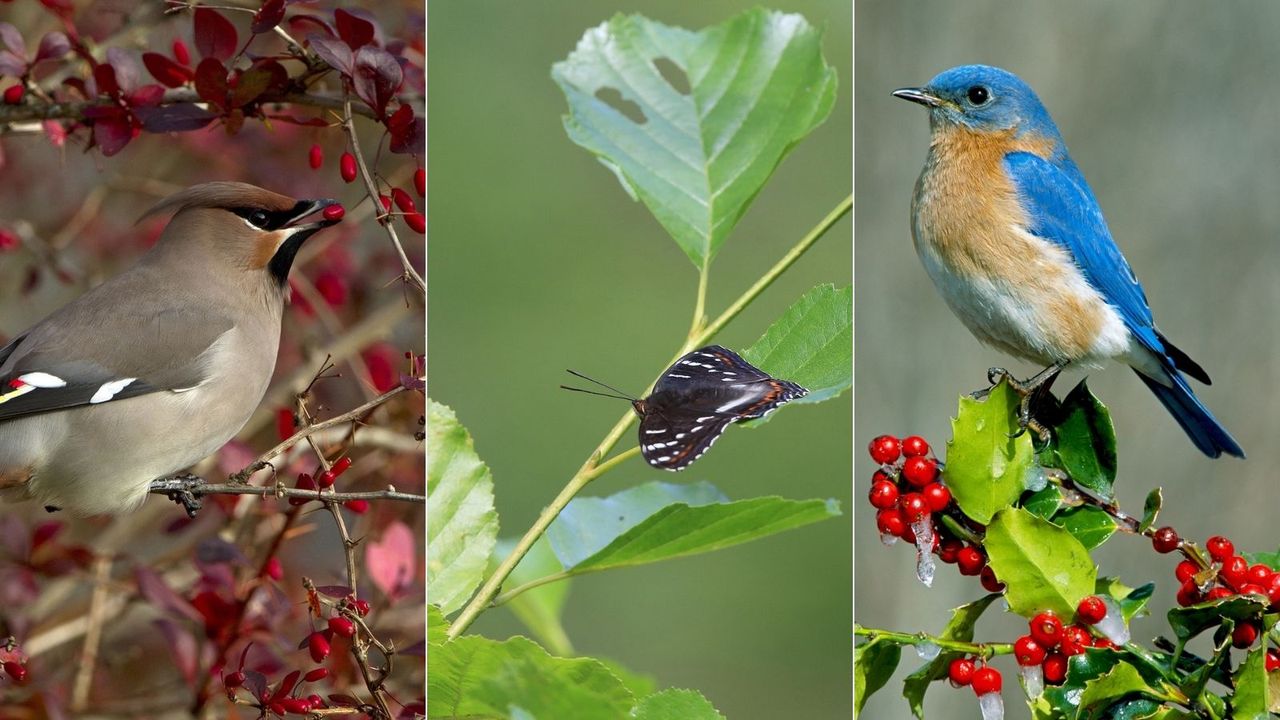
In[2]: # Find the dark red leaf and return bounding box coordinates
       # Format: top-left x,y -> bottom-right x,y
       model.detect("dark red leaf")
154,619 -> 198,683
193,57 -> 228,109
194,8 -> 238,62
273,670 -> 301,701
143,52 -> 192,88
387,109 -> 424,155
251,0 -> 287,34
126,84 -> 164,108
333,8 -> 374,50
35,32 -> 69,63
134,566 -> 203,622
306,33 -> 351,76
92,63 -> 120,96
351,46 -> 401,118
314,584 -> 354,598
288,14 -> 334,37
242,670 -> 269,701
0,23 -> 25,60
229,66 -> 273,108
134,104 -> 217,132
327,694 -> 360,707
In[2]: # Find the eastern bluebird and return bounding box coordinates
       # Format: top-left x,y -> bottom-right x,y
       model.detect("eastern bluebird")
894,65 -> 1243,458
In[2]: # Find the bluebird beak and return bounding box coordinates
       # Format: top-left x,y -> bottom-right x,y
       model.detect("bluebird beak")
892,87 -> 944,108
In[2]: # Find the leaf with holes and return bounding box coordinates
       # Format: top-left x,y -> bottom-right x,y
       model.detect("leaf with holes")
741,284 -> 852,420
427,400 -> 499,615
553,9 -> 836,269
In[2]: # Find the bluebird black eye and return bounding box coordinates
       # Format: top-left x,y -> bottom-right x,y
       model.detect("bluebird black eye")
967,86 -> 990,105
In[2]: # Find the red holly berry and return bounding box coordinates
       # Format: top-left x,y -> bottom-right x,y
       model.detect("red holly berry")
404,212 -> 426,233
1248,563 -> 1272,586
1029,612 -> 1064,649
1174,560 -> 1198,584
172,39 -> 191,66
392,187 -> 416,213
264,556 -> 283,582
1232,622 -> 1259,649
307,631 -> 330,662
868,480 -> 899,510
1176,579 -> 1202,607
876,508 -> 906,537
340,152 -> 357,183
345,499 -> 370,514
1206,535 -> 1234,563
308,143 -> 323,170
328,616 -> 356,638
1207,586 -> 1233,601
1264,572 -> 1280,606
1060,625 -> 1091,656
901,456 -> 939,488
1076,595 -> 1106,625
1267,649 -> 1280,672
868,434 -> 901,465
956,546 -> 986,576
304,667 -> 329,682
224,670 -> 245,688
900,492 -> 928,521
1013,635 -> 1045,666
1093,637 -> 1116,649
414,168 -> 425,197
1221,556 -> 1249,589
1239,583 -> 1266,598
948,657 -> 975,687
901,435 -> 930,457
922,482 -> 951,512
979,566 -> 1005,593
1042,653 -> 1067,685
938,538 -> 963,564
971,666 -> 1001,695
1151,526 -> 1179,554
322,204 -> 345,221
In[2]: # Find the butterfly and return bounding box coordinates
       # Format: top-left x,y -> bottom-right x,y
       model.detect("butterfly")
562,345 -> 808,470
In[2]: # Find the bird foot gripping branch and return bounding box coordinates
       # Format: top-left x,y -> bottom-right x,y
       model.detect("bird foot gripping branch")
149,473 -> 207,518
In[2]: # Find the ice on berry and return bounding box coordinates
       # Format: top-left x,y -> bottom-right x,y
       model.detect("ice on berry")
880,532 -> 898,547
977,691 -> 1004,720
1018,665 -> 1044,699
916,641 -> 941,661
1023,464 -> 1048,492
912,517 -> 936,587
1093,596 -> 1129,646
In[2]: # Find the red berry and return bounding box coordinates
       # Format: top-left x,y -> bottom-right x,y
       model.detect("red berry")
316,469 -> 336,489
1076,595 -> 1106,625
1264,572 -> 1280,606
900,492 -> 928,521
1043,653 -> 1067,685
1239,583 -> 1266,598
0,228 -> 18,251
304,667 -> 329,682
1093,637 -> 1116,649
275,408 -> 296,441
938,538 -> 963,564
1174,560 -> 1198,584
971,666 -> 1001,695
379,194 -> 393,213
921,482 -> 951,512
1152,526 -> 1180,554
172,39 -> 191,66
328,616 -> 356,638
1248,563 -> 1272,586
948,657 -> 975,687
322,204 -> 345,221
414,168 -> 425,197
868,480 -> 899,510
979,566 -> 1004,593
901,435 -> 930,457
1207,586 -> 1233,601
868,435 -> 901,464
1060,625 -> 1091,656
345,499 -> 370,514
1029,612 -> 1063,649
280,697 -> 313,714
339,152 -> 357,183
264,556 -> 283,582
876,508 -> 906,537
269,702 -> 287,716
308,143 -> 323,170
224,670 -> 245,688
1014,635 -> 1046,666
351,598 -> 371,616
1221,556 -> 1249,589
1267,649 -> 1280,672
3,85 -> 23,104
307,694 -> 325,709
308,631 -> 330,662
392,187 -> 416,213
404,211 -> 426,233
901,456 -> 939,488
1176,579 -> 1202,607
1206,536 -> 1234,563
1232,622 -> 1259,649
956,546 -> 986,576
331,457 -> 353,476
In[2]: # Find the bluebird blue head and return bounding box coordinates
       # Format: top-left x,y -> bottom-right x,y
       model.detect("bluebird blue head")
894,65 -> 1061,140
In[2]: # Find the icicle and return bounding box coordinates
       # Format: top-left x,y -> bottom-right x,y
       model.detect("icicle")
1018,665 -> 1044,699
1023,464 -> 1048,492
1093,596 -> 1130,646
912,517 -> 936,586
880,532 -> 898,547
916,641 -> 941,661
977,692 -> 1004,720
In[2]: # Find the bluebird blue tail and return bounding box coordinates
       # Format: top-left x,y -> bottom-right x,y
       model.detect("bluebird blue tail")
1135,369 -> 1243,459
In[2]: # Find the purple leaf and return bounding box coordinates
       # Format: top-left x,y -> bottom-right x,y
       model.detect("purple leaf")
125,84 -> 165,108
154,619 -> 198,683
351,45 -> 401,118
229,66 -> 274,108
243,670 -> 269,701
134,104 -> 217,132
134,566 -> 203,622
35,32 -> 70,63
0,51 -> 24,77
314,584 -> 354,598
0,23 -> 26,60
194,7 -> 238,62
333,8 -> 374,50
288,14 -> 335,38
251,0 -> 287,34
389,115 -> 424,155
106,48 -> 141,93
193,57 -> 228,109
307,33 -> 352,76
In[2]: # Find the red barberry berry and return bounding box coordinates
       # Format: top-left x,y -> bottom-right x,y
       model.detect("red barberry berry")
1029,612 -> 1063,649
331,456 -> 353,476
279,697 -> 313,714
304,667 -> 329,682
979,565 -> 1004,593
1076,595 -> 1106,625
379,194 -> 393,213
404,211 -> 426,233
172,39 -> 191,66
868,480 -> 899,510
264,556 -> 283,582
0,228 -> 19,251
971,666 -> 1001,695
901,435 -> 930,457
275,408 -> 296,441
308,632 -> 330,663
1042,653 -> 1067,685
308,143 -> 323,170
1232,622 -> 1259,649
345,499 -> 370,514
901,456 -> 939,488
317,469 -> 337,489
414,168 -> 425,196
3,85 -> 24,105
322,204 -> 345,221
351,598 -> 371,616
1206,535 -> 1234,563
392,187 -> 416,213
922,482 -> 951,512
956,546 -> 986,576
328,616 -> 356,638
1060,625 -> 1091,656
948,657 -> 975,687
224,670 -> 245,688
1151,526 -> 1179,553
340,152 -> 357,183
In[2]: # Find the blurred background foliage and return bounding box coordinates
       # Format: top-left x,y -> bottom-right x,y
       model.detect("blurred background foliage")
428,1 -> 851,717
857,2 -> 1280,717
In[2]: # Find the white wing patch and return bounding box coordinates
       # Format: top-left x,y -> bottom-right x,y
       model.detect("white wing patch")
89,378 -> 137,404
17,372 -> 66,388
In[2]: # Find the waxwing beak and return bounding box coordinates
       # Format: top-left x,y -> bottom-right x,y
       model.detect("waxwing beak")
283,198 -> 342,238
892,87 -> 944,108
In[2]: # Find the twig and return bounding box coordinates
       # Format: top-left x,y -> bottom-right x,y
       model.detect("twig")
854,624 -> 1013,659
70,556 -> 113,712
0,89 -> 376,125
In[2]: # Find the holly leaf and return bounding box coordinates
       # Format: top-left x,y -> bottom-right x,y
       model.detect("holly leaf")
854,638 -> 900,715
1053,380 -> 1118,502
1053,505 -> 1117,550
1232,646 -> 1270,720
1167,594 -> 1268,641
1076,662 -> 1163,719
1139,488 -> 1162,533
985,507 -> 1096,618
943,379 -> 1035,524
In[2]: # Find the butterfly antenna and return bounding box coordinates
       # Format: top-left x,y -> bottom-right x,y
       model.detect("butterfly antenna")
562,369 -> 637,401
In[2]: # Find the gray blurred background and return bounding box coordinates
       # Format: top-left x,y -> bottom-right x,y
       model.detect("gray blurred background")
857,2 -> 1280,718
430,1 -> 851,718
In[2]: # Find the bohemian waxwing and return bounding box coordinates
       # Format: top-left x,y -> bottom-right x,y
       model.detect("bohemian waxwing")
0,181 -> 341,515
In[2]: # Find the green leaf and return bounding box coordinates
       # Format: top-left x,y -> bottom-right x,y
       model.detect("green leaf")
1179,632 -> 1231,705
552,9 -> 837,269
900,594 -> 1000,718
742,284 -> 852,412
427,400 -> 500,615
1024,485 -> 1064,519
493,537 -> 573,656
596,657 -> 657,701
1076,662 -> 1162,719
985,508 -> 1096,618
1053,381 -> 1118,502
1053,506 -> 1117,550
944,380 -> 1036,524
1167,594 -> 1268,641
1231,646 -> 1270,720
1243,547 -> 1280,570
427,635 -> 634,719
854,638 -> 900,715
634,689 -> 726,720
428,604 -> 449,647
1138,488 -> 1162,533
1095,578 -> 1155,624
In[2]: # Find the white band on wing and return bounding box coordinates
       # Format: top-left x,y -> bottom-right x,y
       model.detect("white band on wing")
89,378 -> 137,404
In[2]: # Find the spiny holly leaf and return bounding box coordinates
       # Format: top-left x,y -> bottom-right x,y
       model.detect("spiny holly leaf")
1053,505 -> 1117,550
1232,646 -> 1270,720
553,9 -> 836,269
943,379 -> 1035,524
1167,594 -> 1268,641
1053,380 -> 1118,502
900,594 -> 1000,718
492,537 -> 573,656
985,508 -> 1096,618
426,400 -> 499,615
1243,547 -> 1280,570
1139,488 -> 1162,533
633,689 -> 726,720
1095,577 -> 1155,624
1023,485 -> 1064,519
854,637 -> 900,715
1075,662 -> 1162,719
427,635 -> 633,720
741,284 -> 852,415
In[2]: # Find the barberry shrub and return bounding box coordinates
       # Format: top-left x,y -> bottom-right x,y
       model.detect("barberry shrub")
855,380 -> 1280,719
427,9 -> 850,718
0,2 -> 424,717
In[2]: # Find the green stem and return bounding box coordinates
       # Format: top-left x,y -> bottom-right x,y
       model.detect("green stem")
854,624 -> 1013,659
445,194 -> 851,640
688,264 -> 709,340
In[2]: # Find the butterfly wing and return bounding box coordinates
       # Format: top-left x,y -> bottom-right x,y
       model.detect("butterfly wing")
638,407 -> 735,470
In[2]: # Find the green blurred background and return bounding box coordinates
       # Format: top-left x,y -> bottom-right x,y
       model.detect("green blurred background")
429,1 -> 851,718
857,2 -> 1280,718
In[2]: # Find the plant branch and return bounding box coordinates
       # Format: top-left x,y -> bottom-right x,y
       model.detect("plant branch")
0,89 -> 376,125
855,625 -> 1013,659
